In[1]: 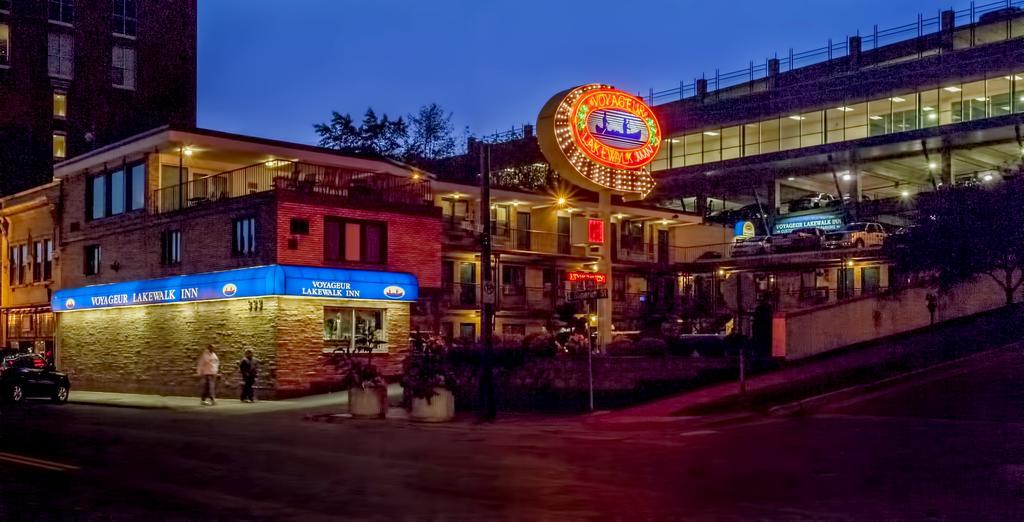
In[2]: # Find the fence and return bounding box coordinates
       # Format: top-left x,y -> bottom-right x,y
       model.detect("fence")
645,0 -> 1024,105
152,160 -> 432,214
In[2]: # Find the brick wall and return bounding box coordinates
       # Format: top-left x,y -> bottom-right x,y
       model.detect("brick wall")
56,296 -> 411,398
275,199 -> 442,288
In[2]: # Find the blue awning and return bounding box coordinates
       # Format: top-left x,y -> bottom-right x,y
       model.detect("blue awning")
53,264 -> 418,312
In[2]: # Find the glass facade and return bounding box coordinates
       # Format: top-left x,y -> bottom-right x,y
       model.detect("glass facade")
653,71 -> 1024,171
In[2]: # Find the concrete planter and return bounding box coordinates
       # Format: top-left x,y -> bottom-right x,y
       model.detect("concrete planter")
410,388 -> 455,422
348,386 -> 387,419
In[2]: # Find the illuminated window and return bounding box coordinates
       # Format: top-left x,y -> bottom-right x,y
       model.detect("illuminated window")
48,0 -> 73,24
323,307 -> 386,352
112,0 -> 137,36
0,24 -> 9,67
47,33 -> 73,78
52,132 -> 66,159
324,218 -> 386,264
112,45 -> 135,89
31,240 -> 53,283
160,230 -> 181,265
84,244 -> 101,276
53,92 -> 67,119
8,244 -> 26,285
232,216 -> 258,257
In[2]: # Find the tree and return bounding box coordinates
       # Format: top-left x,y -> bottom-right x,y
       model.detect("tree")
314,108 -> 408,159
406,103 -> 457,162
887,178 -> 1024,305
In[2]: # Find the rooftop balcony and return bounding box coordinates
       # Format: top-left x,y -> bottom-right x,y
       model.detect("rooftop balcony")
151,160 -> 433,215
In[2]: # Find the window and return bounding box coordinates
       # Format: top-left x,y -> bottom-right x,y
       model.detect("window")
502,324 -> 526,340
160,230 -> 181,265
290,218 -> 309,235
111,45 -> 135,89
84,245 -> 101,275
130,162 -> 145,210
324,218 -> 386,264
8,244 -> 25,285
88,163 -> 145,219
112,0 -> 137,36
501,265 -> 525,296
323,307 -> 386,352
0,24 -> 9,67
232,216 -> 257,257
110,169 -> 125,215
43,239 -> 53,281
459,323 -> 476,341
47,33 -> 73,78
52,133 -> 66,160
32,241 -> 42,282
48,0 -> 73,24
53,92 -> 67,119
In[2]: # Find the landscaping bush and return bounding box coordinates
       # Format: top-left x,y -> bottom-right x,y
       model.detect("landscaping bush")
523,332 -> 557,357
605,338 -> 635,356
634,337 -> 668,357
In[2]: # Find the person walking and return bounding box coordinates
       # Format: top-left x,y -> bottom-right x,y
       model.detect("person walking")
196,344 -> 220,405
238,349 -> 258,403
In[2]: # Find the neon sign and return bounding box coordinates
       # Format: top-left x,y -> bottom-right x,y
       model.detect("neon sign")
53,265 -> 419,312
566,271 -> 608,285
588,219 -> 605,244
538,84 -> 660,196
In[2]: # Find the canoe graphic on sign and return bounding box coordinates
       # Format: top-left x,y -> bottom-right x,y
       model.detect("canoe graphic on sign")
65,298 -> 76,310
383,285 -> 406,299
222,283 -> 238,297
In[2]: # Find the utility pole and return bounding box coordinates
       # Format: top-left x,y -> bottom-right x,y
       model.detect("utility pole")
479,143 -> 496,421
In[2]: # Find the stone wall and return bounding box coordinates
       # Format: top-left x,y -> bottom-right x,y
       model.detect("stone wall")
773,276 -> 1008,359
57,296 -> 412,398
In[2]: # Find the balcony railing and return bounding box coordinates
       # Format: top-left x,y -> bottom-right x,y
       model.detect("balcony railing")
441,218 -> 574,255
151,160 -> 432,214
440,282 -> 563,311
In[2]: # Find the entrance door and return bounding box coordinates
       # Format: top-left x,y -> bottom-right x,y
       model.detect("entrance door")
838,268 -> 855,299
657,229 -> 669,264
862,266 -> 881,294
516,211 -> 531,250
458,262 -> 476,306
557,216 -> 571,254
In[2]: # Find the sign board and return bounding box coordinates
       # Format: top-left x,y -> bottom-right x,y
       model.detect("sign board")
537,84 -> 660,196
53,265 -> 419,312
734,220 -> 756,239
772,212 -> 845,235
566,271 -> 608,285
587,219 -> 605,244
568,288 -> 609,302
481,281 -> 496,305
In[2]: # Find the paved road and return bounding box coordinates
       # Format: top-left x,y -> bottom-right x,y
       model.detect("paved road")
2,347 -> 1024,519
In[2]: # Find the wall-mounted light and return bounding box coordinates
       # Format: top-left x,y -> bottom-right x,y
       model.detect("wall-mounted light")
182,146 -> 193,157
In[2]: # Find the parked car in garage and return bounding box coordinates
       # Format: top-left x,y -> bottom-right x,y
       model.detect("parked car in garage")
731,236 -> 773,257
823,222 -> 888,249
787,193 -> 839,212
772,227 -> 827,253
1,353 -> 70,403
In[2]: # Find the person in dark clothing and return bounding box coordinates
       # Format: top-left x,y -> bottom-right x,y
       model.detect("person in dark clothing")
239,349 -> 258,403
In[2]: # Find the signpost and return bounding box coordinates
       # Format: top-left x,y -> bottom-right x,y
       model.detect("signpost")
568,288 -> 609,302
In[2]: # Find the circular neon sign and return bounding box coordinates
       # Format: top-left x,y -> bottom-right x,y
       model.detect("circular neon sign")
538,84 -> 660,196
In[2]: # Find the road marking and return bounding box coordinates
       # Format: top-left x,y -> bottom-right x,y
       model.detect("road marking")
0,452 -> 79,472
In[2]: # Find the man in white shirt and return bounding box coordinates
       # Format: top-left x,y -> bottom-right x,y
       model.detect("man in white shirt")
196,344 -> 220,405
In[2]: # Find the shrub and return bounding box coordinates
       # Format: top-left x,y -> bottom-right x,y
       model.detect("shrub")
635,337 -> 668,357
523,332 -> 557,357
605,339 -> 635,356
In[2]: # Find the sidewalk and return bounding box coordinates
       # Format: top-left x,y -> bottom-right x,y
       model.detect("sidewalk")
69,383 -> 404,414
590,304 -> 1024,423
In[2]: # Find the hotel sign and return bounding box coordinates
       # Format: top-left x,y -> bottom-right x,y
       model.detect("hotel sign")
537,84 -> 660,196
772,212 -> 845,235
54,265 -> 419,312
566,271 -> 608,285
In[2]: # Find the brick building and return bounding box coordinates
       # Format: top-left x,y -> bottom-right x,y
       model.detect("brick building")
0,0 -> 196,195
48,127 -> 440,398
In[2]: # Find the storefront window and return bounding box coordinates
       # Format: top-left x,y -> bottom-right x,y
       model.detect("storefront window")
742,123 -> 759,156
779,115 -> 801,150
962,80 -> 988,121
759,118 -> 780,153
867,99 -> 891,136
323,307 -> 385,352
890,94 -> 917,132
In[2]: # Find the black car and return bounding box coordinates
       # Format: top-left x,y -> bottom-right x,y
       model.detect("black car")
1,353 -> 70,403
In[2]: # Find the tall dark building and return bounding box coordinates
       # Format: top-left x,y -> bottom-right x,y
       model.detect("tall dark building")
0,0 -> 196,195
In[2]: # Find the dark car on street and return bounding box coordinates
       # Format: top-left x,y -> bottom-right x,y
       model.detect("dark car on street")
772,227 -> 827,253
1,353 -> 70,403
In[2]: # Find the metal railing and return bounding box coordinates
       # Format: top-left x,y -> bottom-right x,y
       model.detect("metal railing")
441,218 -> 574,255
644,0 -> 1024,105
151,160 -> 432,214
440,282 -> 563,311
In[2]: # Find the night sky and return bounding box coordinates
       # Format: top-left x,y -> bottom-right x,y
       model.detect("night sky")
198,0 -> 959,147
